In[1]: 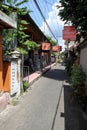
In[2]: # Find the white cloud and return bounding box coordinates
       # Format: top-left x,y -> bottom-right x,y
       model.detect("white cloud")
40,2 -> 65,51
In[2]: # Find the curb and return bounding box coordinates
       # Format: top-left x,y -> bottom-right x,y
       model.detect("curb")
28,62 -> 57,86
29,66 -> 51,86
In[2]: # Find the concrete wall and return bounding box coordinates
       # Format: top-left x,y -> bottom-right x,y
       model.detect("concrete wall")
0,11 -> 17,29
80,44 -> 87,84
0,93 -> 9,113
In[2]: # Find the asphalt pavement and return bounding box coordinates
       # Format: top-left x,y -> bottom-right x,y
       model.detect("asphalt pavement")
0,63 -> 87,130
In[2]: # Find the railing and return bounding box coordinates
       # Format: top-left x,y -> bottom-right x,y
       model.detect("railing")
23,66 -> 29,82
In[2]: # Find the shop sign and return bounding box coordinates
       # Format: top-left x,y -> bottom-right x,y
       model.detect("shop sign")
52,46 -> 62,52
10,61 -> 18,95
52,46 -> 58,52
58,46 -> 62,52
42,42 -> 51,51
63,26 -> 76,40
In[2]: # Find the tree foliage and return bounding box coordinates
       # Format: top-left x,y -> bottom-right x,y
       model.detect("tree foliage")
58,0 -> 87,34
16,40 -> 39,54
46,36 -> 57,46
1,0 -> 35,54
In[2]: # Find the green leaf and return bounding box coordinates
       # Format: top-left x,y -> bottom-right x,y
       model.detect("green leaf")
20,20 -> 29,24
16,47 -> 28,54
15,0 -> 28,6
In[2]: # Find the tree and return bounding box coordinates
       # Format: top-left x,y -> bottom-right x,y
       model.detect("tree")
46,36 -> 57,46
58,0 -> 87,36
1,0 -> 34,54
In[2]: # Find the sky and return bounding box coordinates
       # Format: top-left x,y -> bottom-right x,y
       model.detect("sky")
23,0 -> 65,51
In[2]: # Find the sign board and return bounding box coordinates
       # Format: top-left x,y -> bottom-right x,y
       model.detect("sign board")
10,61 -> 18,95
58,46 -> 62,52
52,46 -> 62,52
52,46 -> 58,52
63,26 -> 76,40
42,42 -> 51,51
64,26 -> 76,31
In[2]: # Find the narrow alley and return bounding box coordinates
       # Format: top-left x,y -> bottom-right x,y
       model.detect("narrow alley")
0,63 -> 87,130
0,1 -> 87,130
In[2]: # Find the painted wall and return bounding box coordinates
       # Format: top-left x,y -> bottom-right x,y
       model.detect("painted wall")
0,35 -> 3,92
3,62 -> 11,92
80,44 -> 87,84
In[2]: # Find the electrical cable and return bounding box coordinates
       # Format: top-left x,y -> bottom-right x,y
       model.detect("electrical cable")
33,0 -> 58,41
45,0 -> 53,5
23,2 -> 42,27
44,0 -> 60,43
47,0 -> 63,44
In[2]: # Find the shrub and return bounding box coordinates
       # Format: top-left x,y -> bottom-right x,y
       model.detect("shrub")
70,64 -> 86,109
65,57 -> 72,75
71,64 -> 86,91
23,80 -> 29,92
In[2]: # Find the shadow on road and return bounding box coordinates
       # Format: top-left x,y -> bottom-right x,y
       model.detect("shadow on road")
63,84 -> 80,130
43,63 -> 87,130
64,83 -> 87,130
43,68 -> 68,81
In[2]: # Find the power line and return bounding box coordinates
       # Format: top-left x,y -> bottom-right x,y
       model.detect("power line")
46,0 -> 63,44
23,2 -> 42,27
44,0 -> 59,42
45,0 -> 53,5
33,0 -> 58,41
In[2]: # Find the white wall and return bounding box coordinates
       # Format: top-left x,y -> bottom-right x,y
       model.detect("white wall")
80,45 -> 87,84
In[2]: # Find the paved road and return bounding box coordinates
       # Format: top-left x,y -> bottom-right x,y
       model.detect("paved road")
0,63 -> 67,130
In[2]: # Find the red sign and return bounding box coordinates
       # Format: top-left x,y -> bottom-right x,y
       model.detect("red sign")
58,46 -> 62,52
52,46 -> 58,52
63,26 -> 76,40
52,46 -> 62,52
64,26 -> 76,31
42,42 -> 51,50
